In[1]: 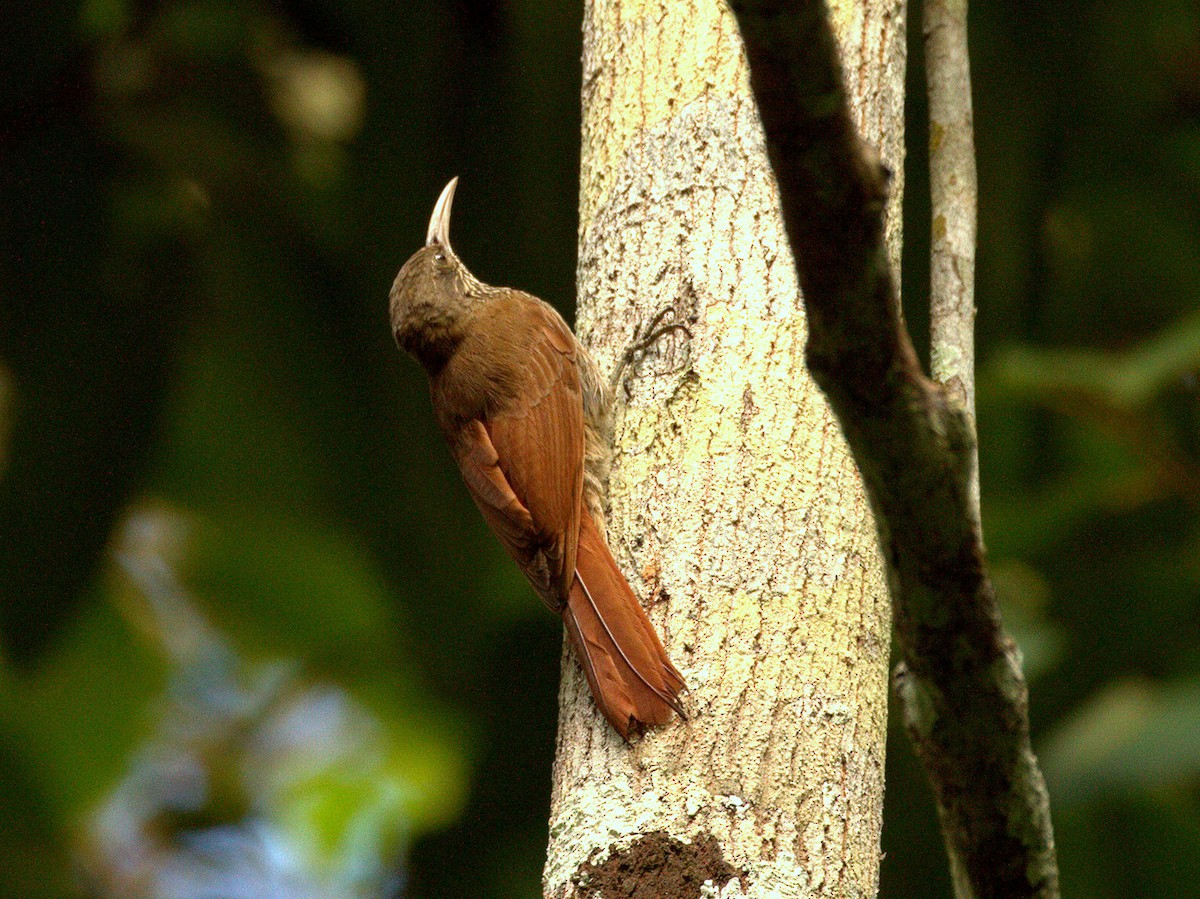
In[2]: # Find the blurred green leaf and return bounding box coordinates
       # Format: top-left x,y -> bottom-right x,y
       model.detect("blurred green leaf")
983,420 -> 1155,557
181,510 -> 396,661
1041,677 -> 1200,803
78,501 -> 472,895
990,560 -> 1065,681
0,741 -> 76,899
989,309 -> 1200,410
156,0 -> 259,58
78,0 -> 129,39
271,704 -> 469,880
5,598 -> 165,819
1054,793 -> 1200,898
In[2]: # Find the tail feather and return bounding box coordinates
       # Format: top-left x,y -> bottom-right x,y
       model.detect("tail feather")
563,514 -> 686,740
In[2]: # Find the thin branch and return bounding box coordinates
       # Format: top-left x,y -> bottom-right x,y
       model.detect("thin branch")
727,1 -> 1060,896
927,0 -> 980,516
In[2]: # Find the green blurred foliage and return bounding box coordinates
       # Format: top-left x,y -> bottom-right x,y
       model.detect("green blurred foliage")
1,0 -> 574,895
883,1 -> 1200,896
0,0 -> 1197,896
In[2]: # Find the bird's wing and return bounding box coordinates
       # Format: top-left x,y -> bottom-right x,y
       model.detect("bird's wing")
449,305 -> 584,609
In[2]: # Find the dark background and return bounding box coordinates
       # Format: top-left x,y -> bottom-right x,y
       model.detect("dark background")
2,1 -> 1198,896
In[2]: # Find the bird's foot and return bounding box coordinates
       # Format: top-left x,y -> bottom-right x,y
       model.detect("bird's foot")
610,306 -> 693,400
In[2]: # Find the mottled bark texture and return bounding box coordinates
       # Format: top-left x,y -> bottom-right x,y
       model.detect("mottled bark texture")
926,0 -> 980,514
545,0 -> 902,896
728,0 -> 1059,897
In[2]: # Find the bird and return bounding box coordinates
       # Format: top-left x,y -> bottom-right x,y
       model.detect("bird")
389,177 -> 686,740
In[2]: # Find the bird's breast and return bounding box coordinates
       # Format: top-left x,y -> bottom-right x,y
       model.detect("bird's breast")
432,331 -> 527,426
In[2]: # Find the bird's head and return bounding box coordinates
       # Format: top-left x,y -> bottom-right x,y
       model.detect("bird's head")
390,177 -> 488,370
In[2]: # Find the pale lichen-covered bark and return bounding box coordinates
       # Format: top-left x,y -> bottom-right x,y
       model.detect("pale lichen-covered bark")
544,1 -> 904,896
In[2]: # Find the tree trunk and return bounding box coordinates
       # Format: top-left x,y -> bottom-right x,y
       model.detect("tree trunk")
544,1 -> 905,896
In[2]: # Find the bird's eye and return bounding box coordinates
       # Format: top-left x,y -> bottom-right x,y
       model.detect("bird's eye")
434,252 -> 446,262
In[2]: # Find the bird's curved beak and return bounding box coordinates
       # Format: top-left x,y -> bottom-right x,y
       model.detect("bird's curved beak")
426,177 -> 459,248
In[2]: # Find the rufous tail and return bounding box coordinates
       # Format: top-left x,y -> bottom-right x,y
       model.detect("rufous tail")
562,513 -> 687,740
